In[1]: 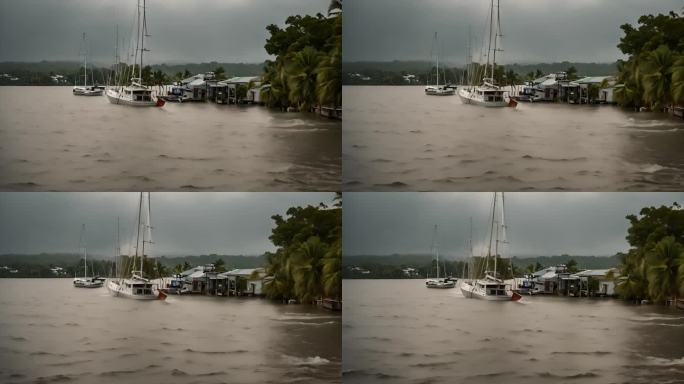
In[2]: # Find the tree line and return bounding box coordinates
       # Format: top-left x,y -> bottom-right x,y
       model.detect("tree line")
614,11 -> 684,110
263,194 -> 341,304
261,13 -> 341,112
613,203 -> 684,305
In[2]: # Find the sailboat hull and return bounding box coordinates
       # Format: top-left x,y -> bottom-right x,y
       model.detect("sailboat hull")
73,278 -> 103,288
107,279 -> 160,300
106,89 -> 158,107
460,281 -> 513,300
73,87 -> 103,96
425,87 -> 455,96
458,89 -> 508,107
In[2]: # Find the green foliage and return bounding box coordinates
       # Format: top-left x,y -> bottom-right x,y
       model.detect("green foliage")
262,13 -> 341,110
264,197 -> 341,303
214,66 -> 226,81
615,12 -> 684,109
616,203 -> 684,304
213,258 -> 226,273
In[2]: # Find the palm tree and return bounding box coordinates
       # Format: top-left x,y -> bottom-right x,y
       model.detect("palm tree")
173,264 -> 184,274
641,45 -> 675,110
292,236 -> 328,304
321,241 -> 341,299
262,58 -> 290,109
316,47 -> 341,107
264,250 -> 294,301
287,46 -> 322,112
671,55 -> 684,105
213,258 -> 226,273
615,57 -> 644,109
646,237 -> 683,304
615,250 -> 649,302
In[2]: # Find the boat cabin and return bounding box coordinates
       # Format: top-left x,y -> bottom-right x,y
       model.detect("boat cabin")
125,89 -> 153,102
127,282 -> 153,295
477,89 -> 505,103
476,281 -> 508,296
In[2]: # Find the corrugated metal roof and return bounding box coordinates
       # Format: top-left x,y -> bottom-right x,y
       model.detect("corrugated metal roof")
226,76 -> 260,84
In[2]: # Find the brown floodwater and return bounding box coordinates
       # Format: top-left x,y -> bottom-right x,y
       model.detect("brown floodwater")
342,86 -> 684,191
0,87 -> 341,191
343,279 -> 684,384
0,279 -> 341,384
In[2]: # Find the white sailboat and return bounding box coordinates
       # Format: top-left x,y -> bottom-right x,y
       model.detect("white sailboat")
73,224 -> 104,288
73,33 -> 103,97
460,193 -> 520,300
425,33 -> 455,96
426,225 -> 456,289
106,0 -> 164,107
458,0 -> 515,107
107,192 -> 166,300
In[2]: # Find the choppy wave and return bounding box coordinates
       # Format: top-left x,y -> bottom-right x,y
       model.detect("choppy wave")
282,355 -> 331,366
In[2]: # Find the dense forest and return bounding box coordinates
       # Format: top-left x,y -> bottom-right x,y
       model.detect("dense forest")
261,12 -> 342,111
0,61 -> 264,86
342,254 -> 619,279
342,61 -> 617,86
614,11 -> 684,111
0,253 -> 265,278
614,203 -> 684,305
263,194 -> 341,304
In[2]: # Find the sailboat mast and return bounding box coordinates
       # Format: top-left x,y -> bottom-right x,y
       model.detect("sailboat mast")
435,33 -> 439,87
434,225 -> 440,279
492,0 -> 501,83
140,0 -> 146,82
116,216 -> 120,278
486,0 -> 494,80
82,224 -> 87,278
464,217 -> 472,279
82,33 -> 87,88
135,192 -> 143,277
494,207 -> 499,278
486,192 -> 497,274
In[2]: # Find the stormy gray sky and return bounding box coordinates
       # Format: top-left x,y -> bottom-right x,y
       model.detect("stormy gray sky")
0,192 -> 335,256
343,192 -> 684,258
0,0 -> 329,63
344,0 -> 683,63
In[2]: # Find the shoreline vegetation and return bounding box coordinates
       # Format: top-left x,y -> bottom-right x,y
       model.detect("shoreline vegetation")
343,203 -> 684,308
0,195 -> 342,307
0,11 -> 342,117
342,10 -> 683,115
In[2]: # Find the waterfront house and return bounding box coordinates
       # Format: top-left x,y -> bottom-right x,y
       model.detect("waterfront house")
220,268 -> 266,296
571,269 -> 618,297
171,73 -> 211,102
225,76 -> 262,104
530,264 -> 580,295
179,265 -> 217,294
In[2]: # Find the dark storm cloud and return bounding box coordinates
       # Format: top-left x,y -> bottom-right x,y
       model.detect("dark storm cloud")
343,0 -> 683,63
0,0 -> 328,63
0,192 -> 334,256
343,192 -> 684,257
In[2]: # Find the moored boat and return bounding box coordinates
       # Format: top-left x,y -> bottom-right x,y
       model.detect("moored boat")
107,192 -> 165,300
73,33 -> 103,97
460,192 -> 519,301
458,0 -> 515,108
73,224 -> 103,288
425,32 -> 455,97
107,0 -> 164,107
426,225 -> 456,289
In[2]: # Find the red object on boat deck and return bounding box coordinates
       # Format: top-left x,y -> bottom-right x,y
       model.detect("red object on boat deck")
155,97 -> 165,107
511,292 -> 522,301
507,98 -> 518,108
157,290 -> 168,300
